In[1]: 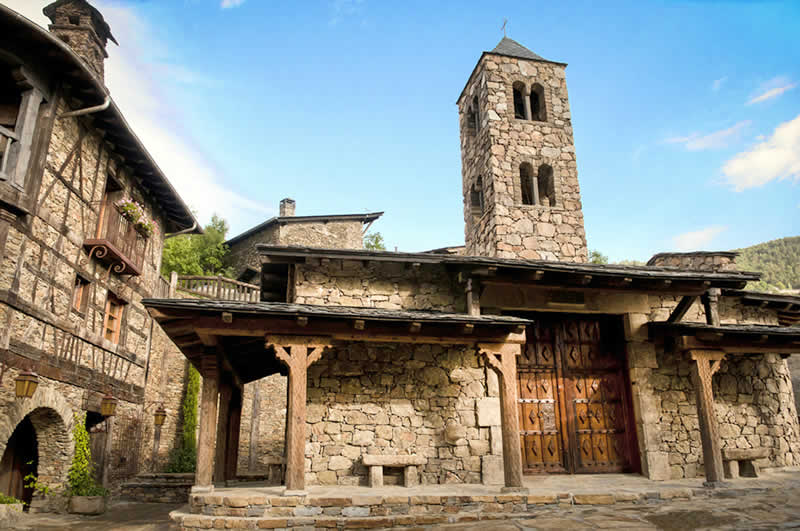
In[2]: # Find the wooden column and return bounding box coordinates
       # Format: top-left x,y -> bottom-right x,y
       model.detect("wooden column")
196,355 -> 220,489
248,384 -> 261,472
225,387 -> 243,481
479,343 -> 525,491
266,335 -> 330,494
689,349 -> 726,485
702,288 -> 721,326
214,378 -> 233,483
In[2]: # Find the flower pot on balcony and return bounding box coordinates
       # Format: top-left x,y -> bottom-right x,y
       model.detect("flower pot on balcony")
68,495 -> 106,515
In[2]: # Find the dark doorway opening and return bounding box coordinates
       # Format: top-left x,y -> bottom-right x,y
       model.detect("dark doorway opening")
86,411 -> 107,486
0,416 -> 38,507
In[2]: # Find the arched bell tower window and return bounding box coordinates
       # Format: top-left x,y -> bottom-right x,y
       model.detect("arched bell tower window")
466,105 -> 477,135
537,164 -> 555,206
530,83 -> 546,122
470,176 -> 484,217
520,163 -> 535,205
512,82 -> 526,120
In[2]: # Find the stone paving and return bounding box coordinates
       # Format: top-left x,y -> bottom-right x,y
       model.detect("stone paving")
10,470 -> 800,530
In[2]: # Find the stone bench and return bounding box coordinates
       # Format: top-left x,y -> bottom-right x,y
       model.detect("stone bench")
722,448 -> 770,479
362,455 -> 426,488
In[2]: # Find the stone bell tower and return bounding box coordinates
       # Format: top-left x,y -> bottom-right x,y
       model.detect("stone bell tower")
458,37 -> 588,262
44,0 -> 117,81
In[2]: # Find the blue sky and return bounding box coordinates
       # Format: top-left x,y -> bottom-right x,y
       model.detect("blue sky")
8,0 -> 799,261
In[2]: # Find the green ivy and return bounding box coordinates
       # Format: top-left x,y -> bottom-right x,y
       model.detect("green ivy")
66,413 -> 108,497
166,364 -> 199,473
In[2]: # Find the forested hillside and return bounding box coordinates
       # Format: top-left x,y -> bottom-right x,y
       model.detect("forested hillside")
735,236 -> 800,293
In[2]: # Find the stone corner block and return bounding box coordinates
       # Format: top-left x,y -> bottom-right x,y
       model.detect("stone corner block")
481,454 -> 504,485
476,397 -> 501,427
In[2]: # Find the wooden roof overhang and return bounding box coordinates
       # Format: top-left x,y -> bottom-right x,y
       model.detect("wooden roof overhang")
258,245 -> 760,296
143,299 -> 530,385
649,321 -> 800,356
723,290 -> 800,326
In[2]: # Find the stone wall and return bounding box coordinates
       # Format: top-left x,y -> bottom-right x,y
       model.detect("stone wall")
227,220 -> 364,278
643,293 -> 798,479
293,262 -> 463,312
459,53 -> 587,262
653,350 -> 800,479
647,252 -> 739,272
304,343 -> 500,486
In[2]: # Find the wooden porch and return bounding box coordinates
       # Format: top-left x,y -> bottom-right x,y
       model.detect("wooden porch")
143,298 -> 532,494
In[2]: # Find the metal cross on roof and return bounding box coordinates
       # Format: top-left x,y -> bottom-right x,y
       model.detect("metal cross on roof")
501,18 -> 508,37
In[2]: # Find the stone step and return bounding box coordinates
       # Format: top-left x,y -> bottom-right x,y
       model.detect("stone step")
186,487 -> 696,518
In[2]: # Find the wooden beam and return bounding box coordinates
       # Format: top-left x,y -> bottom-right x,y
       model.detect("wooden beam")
463,323 -> 474,334
409,322 -> 421,333
296,316 -> 308,327
214,379 -> 233,483
668,295 -> 697,323
478,343 -> 525,491
353,319 -> 365,330
689,349 -> 726,485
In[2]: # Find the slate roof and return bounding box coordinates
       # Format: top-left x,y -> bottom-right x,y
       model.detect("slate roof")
256,245 -> 761,288
142,298 -> 532,326
649,321 -> 800,338
225,212 -> 383,247
491,37 -> 550,62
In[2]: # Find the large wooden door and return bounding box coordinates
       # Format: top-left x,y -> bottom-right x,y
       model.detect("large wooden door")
518,316 -> 637,474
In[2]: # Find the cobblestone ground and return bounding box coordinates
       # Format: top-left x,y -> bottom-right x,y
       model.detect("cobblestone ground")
439,486 -> 800,530
7,502 -> 180,530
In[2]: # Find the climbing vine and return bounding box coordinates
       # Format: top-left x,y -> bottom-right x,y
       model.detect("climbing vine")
66,413 -> 108,497
166,364 -> 200,472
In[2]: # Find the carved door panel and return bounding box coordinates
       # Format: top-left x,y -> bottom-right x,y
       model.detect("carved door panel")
519,317 -> 636,474
517,322 -> 567,473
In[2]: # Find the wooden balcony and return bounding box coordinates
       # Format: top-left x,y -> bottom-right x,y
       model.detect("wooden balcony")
167,274 -> 260,302
84,201 -> 147,276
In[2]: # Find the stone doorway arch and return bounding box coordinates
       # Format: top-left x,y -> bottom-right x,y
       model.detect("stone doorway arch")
0,386 -> 75,501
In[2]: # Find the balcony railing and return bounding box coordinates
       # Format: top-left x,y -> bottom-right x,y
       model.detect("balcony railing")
84,200 -> 148,276
166,273 -> 260,302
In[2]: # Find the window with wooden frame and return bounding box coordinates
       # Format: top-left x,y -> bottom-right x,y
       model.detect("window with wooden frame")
103,292 -> 126,344
72,275 -> 90,314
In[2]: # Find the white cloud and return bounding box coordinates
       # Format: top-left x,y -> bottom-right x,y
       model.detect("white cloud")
2,1 -> 269,232
221,0 -> 246,8
665,121 -> 751,151
712,76 -> 727,92
672,226 -> 727,252
721,113 -> 800,191
747,76 -> 797,105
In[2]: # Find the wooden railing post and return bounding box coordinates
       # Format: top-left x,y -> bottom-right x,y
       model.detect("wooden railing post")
169,271 -> 178,298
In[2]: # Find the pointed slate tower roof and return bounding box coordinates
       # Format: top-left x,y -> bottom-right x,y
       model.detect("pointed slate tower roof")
490,37 -> 549,62
457,37 -> 566,103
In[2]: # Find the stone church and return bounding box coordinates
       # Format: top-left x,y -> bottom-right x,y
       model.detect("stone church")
147,33 -> 800,497
1,0 -> 800,519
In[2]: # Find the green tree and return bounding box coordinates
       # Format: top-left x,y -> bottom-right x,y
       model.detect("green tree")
166,364 -> 200,473
161,214 -> 233,277
588,249 -> 608,265
364,232 -> 386,251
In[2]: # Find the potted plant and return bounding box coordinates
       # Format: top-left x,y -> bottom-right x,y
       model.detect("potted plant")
115,198 -> 155,238
0,493 -> 23,526
66,413 -> 108,515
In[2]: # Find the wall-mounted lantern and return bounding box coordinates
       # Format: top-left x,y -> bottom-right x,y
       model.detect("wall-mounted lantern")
153,405 -> 167,427
14,371 -> 39,399
100,393 -> 118,417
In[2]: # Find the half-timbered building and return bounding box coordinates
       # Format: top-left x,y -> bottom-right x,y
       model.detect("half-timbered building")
0,0 -> 199,509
